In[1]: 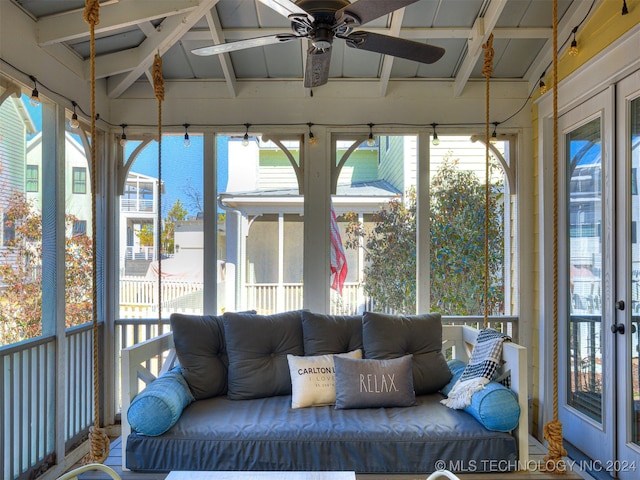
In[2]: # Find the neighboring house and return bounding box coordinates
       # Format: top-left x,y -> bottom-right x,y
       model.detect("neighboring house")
119,171 -> 163,276
0,94 -> 35,288
25,131 -> 92,236
219,136 -> 408,313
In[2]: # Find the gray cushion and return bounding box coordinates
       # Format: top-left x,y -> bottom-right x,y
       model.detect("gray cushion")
222,310 -> 304,400
302,311 -> 363,355
334,355 -> 416,409
170,313 -> 228,400
362,311 -> 452,394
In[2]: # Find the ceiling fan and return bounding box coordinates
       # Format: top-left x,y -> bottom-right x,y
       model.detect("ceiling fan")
191,0 -> 445,87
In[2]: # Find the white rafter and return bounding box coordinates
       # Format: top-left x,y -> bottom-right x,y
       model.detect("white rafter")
37,0 -> 201,46
379,8 -> 406,97
452,0 -> 508,97
104,0 -> 220,98
204,8 -> 237,97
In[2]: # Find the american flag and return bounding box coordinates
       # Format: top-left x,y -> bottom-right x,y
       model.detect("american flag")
330,204 -> 348,295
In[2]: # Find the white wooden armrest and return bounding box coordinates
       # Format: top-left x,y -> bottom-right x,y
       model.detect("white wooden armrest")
442,325 -> 529,468
121,331 -> 176,471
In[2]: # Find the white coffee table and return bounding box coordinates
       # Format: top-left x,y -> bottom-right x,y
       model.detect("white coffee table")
166,472 -> 356,480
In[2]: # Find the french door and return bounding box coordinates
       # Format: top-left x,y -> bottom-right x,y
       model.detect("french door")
559,76 -> 640,478
614,72 -> 640,479
559,87 -> 616,471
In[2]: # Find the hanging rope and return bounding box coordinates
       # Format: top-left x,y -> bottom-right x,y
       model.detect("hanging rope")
482,34 -> 494,330
153,53 -> 164,331
84,0 -> 109,464
543,0 -> 567,471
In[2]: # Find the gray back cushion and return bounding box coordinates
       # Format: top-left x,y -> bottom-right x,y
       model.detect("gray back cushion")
362,311 -> 452,395
301,311 -> 363,355
222,310 -> 304,400
170,313 -> 228,400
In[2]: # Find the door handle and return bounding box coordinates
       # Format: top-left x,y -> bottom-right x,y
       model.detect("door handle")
610,323 -> 625,334
616,300 -> 625,310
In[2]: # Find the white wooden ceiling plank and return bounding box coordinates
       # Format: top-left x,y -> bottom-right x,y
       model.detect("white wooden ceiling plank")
38,0 -> 201,46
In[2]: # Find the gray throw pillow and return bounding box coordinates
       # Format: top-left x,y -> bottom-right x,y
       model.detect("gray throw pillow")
334,355 -> 416,409
222,310 -> 304,400
170,313 -> 228,400
362,311 -> 452,395
302,311 -> 363,355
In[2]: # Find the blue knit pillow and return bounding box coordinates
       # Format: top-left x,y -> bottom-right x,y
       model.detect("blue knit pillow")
127,367 -> 194,436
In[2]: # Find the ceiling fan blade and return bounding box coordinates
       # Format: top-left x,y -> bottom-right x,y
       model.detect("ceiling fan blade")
191,34 -> 298,56
257,0 -> 314,23
345,32 -> 445,64
304,48 -> 332,88
336,0 -> 421,26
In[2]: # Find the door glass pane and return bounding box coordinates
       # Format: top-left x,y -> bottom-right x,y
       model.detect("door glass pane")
566,117 -> 603,422
630,97 -> 640,445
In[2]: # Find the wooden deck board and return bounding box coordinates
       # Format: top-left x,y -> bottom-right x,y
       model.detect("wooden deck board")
73,436 -> 588,480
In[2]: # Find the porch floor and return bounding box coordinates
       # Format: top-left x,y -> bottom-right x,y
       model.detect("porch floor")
70,435 -> 595,480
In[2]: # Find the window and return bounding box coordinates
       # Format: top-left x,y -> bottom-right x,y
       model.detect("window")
72,167 -> 87,194
2,212 -> 15,246
25,165 -> 39,192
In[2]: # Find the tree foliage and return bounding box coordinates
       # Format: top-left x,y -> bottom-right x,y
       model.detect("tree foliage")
162,199 -> 188,254
0,192 -> 93,344
346,155 -> 504,315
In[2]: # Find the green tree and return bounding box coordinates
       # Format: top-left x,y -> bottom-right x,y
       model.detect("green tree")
0,192 -> 93,345
162,199 -> 188,254
136,224 -> 154,247
346,156 -> 504,315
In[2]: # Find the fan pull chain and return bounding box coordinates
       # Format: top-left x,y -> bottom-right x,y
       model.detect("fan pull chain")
543,0 -> 567,471
84,0 -> 109,464
482,34 -> 493,331
153,53 -> 164,332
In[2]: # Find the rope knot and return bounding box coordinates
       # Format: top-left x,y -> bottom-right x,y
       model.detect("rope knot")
543,419 -> 567,473
86,426 -> 110,464
83,0 -> 100,26
153,54 -> 165,102
482,34 -> 494,79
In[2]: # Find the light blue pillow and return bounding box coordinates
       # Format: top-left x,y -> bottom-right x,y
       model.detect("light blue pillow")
439,359 -> 466,396
440,360 -> 520,432
464,381 -> 520,432
127,367 -> 194,436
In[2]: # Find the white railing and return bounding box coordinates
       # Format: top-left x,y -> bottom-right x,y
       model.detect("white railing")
119,277 -> 203,307
123,246 -> 156,261
0,323 -> 100,480
120,198 -> 154,212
